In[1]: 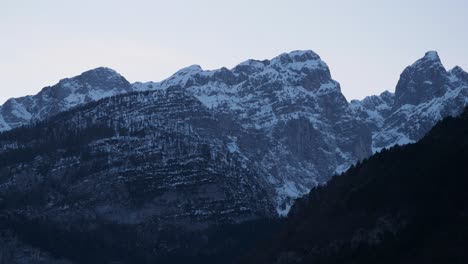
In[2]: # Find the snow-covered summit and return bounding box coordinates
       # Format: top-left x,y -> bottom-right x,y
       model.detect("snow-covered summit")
0,67 -> 138,131
0,50 -> 333,133
159,65 -> 206,87
171,64 -> 204,76
271,50 -> 321,63
81,66 -> 122,78
270,50 -> 328,72
243,50 -> 327,70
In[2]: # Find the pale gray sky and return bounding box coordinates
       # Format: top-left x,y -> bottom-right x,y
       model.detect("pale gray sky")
1,0 -> 467,104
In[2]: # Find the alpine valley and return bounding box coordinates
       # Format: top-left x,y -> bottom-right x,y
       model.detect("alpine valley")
0,50 -> 466,263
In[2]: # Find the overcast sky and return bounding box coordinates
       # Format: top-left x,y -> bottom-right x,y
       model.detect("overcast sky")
1,0 -> 467,104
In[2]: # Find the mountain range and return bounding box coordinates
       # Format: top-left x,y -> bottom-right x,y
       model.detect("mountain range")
1,50 -> 466,214
0,50 -> 467,263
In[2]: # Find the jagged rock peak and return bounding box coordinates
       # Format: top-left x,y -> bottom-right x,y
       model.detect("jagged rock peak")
380,90 -> 395,99
235,50 -> 326,71
358,90 -> 395,106
409,50 -> 444,69
162,50 -> 331,88
275,50 -> 321,62
237,59 -> 269,69
270,50 -> 326,68
423,50 -> 440,61
449,66 -> 468,81
450,65 -> 465,74
394,51 -> 449,108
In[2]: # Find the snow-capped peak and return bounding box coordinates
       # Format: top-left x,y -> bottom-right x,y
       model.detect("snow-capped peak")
159,65 -> 205,87
278,50 -> 321,61
0,67 -> 133,131
270,50 -> 327,70
57,67 -> 130,89
78,67 -> 125,82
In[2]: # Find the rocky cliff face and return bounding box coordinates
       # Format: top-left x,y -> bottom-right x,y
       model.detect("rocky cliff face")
154,50 -> 372,213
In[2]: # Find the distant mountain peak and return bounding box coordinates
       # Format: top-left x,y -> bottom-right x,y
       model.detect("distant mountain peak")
393,51 -> 449,108
271,50 -> 325,68
369,50 -> 468,151
449,66 -> 468,82
83,66 -> 119,74
75,67 -> 127,81
407,50 -> 444,70
450,65 -> 465,73
281,50 -> 321,61
237,59 -> 269,69
0,67 -> 134,131
160,64 -> 205,87
54,67 -> 129,91
423,50 -> 440,61
175,64 -> 204,74
380,90 -> 394,98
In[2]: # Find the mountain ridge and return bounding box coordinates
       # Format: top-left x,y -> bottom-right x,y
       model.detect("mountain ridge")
0,50 -> 371,216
